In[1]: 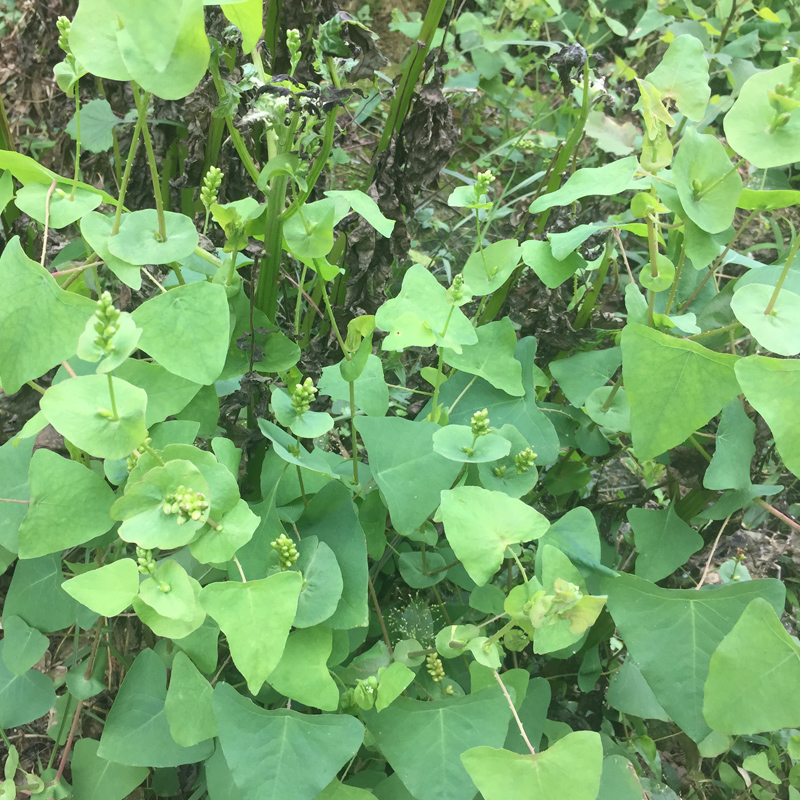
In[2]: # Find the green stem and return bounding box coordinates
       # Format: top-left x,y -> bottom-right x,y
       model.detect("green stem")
472,296 -> 488,327
225,117 -> 260,184
294,262 -> 309,337
448,376 -> 476,415
208,63 -> 260,184
476,215 -> 491,279
764,232 -> 800,315
326,56 -> 342,89
428,349 -> 447,423
264,0 -> 283,66
257,172 -> 288,317
193,246 -> 222,269
646,208 -> 660,327
142,442 -> 166,467
251,47 -> 267,84
256,103 -> 325,317
371,0 -> 448,166
297,463 -> 308,506
679,209 -> 760,314
534,59 -> 592,235
428,307 -> 455,422
600,375 -> 623,413
510,551 -> 528,583
425,558 -> 462,578
321,275 -> 348,356
485,619 -> 517,647
349,380 -> 359,484
281,110 -> 338,220
669,115 -> 687,145
687,321 -> 740,340
0,87 -> 13,150
171,262 -> 186,285
386,383 -> 433,396
131,84 -> 166,241
70,78 -> 80,202
574,234 -> 614,328
112,114 -> 143,235
694,159 -> 745,200
106,373 -> 118,420
647,211 -> 660,280
714,0 -> 740,53
95,77 -> 123,187
688,434 -> 712,463
663,238 -> 685,316
226,249 -> 239,286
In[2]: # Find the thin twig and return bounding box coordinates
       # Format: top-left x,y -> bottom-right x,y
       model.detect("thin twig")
51,699 -> 83,786
50,260 -> 103,277
210,654 -> 232,686
368,574 -> 393,658
494,670 -> 536,755
755,498 -> 800,534
281,269 -> 324,318
142,267 -> 168,293
233,555 -> 247,583
696,515 -> 732,589
60,361 -> 77,378
613,228 -> 633,282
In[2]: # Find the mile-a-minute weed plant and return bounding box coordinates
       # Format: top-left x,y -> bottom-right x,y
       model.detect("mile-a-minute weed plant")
1,1 -> 800,799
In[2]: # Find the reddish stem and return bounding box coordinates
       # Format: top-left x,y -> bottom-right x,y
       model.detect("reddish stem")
755,497 -> 800,534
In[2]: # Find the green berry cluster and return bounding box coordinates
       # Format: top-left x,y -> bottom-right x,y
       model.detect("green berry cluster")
136,547 -> 156,576
291,377 -> 317,415
768,62 -> 800,131
474,170 -> 495,198
514,447 -> 537,474
200,166 -> 223,210
93,291 -> 121,355
271,533 -> 299,570
426,653 -> 445,682
447,273 -> 466,304
470,409 -> 491,437
56,16 -> 71,53
162,485 -> 209,525
287,29 -> 302,77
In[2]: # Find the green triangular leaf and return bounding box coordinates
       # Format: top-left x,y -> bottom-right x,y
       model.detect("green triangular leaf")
461,732 -> 603,800
18,450 -> 116,559
602,572 -> 785,741
0,238 -> 94,394
362,688 -> 511,800
704,598 -> 800,734
735,355 -> 800,478
622,324 -> 740,460
200,572 -> 302,694
98,649 -> 213,767
213,682 -> 365,800
443,318 -> 524,396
